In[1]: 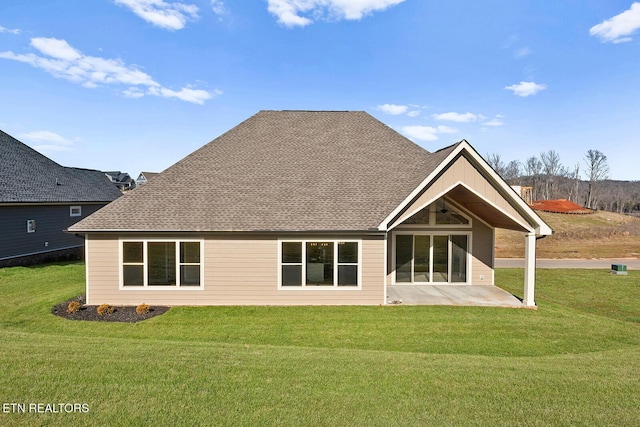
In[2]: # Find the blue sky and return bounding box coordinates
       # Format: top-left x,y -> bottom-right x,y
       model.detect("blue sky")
1,1 -> 640,180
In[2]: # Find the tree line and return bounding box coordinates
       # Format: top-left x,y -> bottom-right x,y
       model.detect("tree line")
485,149 -> 640,215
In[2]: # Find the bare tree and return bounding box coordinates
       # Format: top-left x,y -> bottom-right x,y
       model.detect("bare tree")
486,153 -> 506,176
584,149 -> 609,209
568,163 -> 580,203
524,156 -> 543,200
540,150 -> 563,200
504,160 -> 522,184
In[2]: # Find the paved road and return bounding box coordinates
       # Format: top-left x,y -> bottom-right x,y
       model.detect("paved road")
496,258 -> 640,269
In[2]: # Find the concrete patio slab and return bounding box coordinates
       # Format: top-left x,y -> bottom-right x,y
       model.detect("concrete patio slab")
386,285 -> 524,307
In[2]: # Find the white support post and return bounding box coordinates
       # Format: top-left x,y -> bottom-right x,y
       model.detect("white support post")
523,232 -> 536,307
383,233 -> 388,305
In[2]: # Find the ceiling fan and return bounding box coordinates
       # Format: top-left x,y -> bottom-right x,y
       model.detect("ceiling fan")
440,196 -> 448,214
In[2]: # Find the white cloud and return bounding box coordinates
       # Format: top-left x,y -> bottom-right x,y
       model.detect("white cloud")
148,86 -> 220,104
376,103 -> 408,115
504,81 -> 547,97
436,125 -> 458,134
376,103 -> 423,117
211,1 -> 225,15
590,3 -> 640,43
482,119 -> 504,127
0,37 -> 218,104
401,125 -> 458,142
19,131 -> 77,152
122,87 -> 145,98
267,0 -> 406,27
0,25 -> 21,35
431,112 -> 479,123
401,125 -> 439,141
114,0 -> 199,30
31,38 -> 82,61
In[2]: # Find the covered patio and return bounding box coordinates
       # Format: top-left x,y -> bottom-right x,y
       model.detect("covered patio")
384,180 -> 552,307
386,284 -> 524,308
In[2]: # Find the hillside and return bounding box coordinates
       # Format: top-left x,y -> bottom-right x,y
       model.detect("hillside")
495,210 -> 640,259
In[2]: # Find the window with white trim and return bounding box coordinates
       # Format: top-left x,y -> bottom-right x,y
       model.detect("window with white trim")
122,240 -> 202,287
26,219 -> 36,233
70,206 -> 82,217
280,240 -> 360,287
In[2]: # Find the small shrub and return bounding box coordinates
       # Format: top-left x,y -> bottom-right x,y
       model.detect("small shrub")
136,303 -> 150,315
97,304 -> 114,316
67,301 -> 81,313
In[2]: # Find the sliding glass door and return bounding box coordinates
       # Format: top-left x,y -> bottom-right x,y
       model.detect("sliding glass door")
394,234 -> 468,284
451,235 -> 468,283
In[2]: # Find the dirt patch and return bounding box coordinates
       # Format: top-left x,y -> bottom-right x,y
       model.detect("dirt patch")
531,199 -> 593,214
52,295 -> 170,323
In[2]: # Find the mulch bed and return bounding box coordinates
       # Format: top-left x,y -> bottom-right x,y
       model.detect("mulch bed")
52,295 -> 170,323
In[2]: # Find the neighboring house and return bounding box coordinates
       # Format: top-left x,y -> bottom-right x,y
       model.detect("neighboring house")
69,111 -> 552,307
104,171 -> 135,191
135,172 -> 158,187
0,130 -> 123,267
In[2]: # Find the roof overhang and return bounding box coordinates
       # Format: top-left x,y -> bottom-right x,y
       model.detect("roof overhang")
378,140 -> 553,235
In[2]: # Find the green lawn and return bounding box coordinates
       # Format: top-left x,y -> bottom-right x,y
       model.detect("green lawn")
1,263 -> 639,426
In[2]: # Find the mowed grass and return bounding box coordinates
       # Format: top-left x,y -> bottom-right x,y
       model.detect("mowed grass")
1,263 -> 639,426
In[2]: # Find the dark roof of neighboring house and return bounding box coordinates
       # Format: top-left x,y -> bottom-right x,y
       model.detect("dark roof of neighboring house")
105,171 -> 133,182
0,130 -> 123,204
70,110 -> 458,232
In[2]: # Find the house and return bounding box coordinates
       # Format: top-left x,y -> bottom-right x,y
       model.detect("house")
0,130 -> 123,267
135,171 -> 159,187
104,171 -> 135,191
69,111 -> 552,307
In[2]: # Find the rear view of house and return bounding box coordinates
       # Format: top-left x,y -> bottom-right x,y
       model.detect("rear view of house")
0,130 -> 122,267
69,111 -> 551,306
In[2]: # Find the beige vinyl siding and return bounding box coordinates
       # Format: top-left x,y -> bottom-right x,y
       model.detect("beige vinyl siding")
393,155 -> 529,228
85,233 -> 385,306
85,234 -> 119,305
470,219 -> 494,285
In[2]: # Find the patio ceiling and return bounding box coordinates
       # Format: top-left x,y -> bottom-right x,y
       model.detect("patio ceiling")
447,184 -> 531,232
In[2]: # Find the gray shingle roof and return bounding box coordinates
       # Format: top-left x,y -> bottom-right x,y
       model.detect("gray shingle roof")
0,130 -> 123,203
70,111 -> 457,232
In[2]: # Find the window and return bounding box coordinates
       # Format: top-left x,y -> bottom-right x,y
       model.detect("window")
121,240 -> 202,288
394,234 -> 469,284
26,220 -> 36,233
402,197 -> 470,226
70,206 -> 82,217
280,240 -> 360,288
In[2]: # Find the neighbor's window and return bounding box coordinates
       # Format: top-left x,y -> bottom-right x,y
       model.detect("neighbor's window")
70,206 -> 82,217
280,240 -> 359,288
122,241 -> 202,287
26,220 -> 36,233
